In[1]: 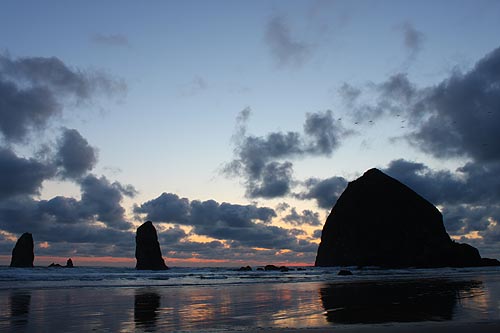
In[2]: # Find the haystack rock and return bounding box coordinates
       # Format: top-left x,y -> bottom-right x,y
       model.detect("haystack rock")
315,168 -> 500,268
10,233 -> 34,268
135,221 -> 168,270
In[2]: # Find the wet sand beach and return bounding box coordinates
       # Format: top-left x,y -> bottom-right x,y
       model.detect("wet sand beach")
1,268 -> 500,332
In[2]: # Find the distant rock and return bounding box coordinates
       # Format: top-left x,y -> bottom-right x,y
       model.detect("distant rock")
135,221 -> 168,270
237,266 -> 252,271
338,269 -> 353,276
315,168 -> 500,268
48,263 -> 62,268
264,265 -> 290,272
10,233 -> 34,268
66,258 -> 74,268
480,258 -> 500,266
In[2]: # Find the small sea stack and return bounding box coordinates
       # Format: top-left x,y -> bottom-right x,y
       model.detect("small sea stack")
66,258 -> 74,268
135,221 -> 168,270
10,233 -> 34,268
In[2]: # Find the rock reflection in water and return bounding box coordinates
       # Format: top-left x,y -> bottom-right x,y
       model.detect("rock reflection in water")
134,290 -> 161,331
10,291 -> 31,326
320,279 -> 483,324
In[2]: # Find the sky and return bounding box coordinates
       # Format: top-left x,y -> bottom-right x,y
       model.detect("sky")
1,0 -> 500,267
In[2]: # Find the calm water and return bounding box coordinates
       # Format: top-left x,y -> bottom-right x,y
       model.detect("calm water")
1,266 -> 500,332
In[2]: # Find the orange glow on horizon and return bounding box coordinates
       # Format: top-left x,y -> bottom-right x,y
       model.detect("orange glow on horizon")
0,254 -> 313,268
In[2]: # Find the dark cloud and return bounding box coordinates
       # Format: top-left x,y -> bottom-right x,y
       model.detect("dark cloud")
0,172 -> 138,257
378,73 -> 417,105
383,159 -> 465,206
158,225 -> 188,244
297,176 -> 348,209
134,192 -> 191,224
383,159 -> 500,208
79,175 -> 135,230
313,229 -> 322,239
0,54 -> 125,143
225,109 -> 348,199
399,22 -> 424,60
275,202 -> 290,212
343,46 -> 500,162
0,195 -> 135,258
0,54 -> 124,99
338,83 -> 362,107
0,79 -> 60,142
265,15 -> 311,67
246,161 -> 294,198
0,147 -> 55,199
56,128 -> 98,179
0,53 -> 133,259
304,110 -> 346,155
91,33 -> 130,47
135,192 -> 316,253
38,196 -> 88,224
283,208 -> 321,226
410,46 -> 500,162
341,73 -> 422,123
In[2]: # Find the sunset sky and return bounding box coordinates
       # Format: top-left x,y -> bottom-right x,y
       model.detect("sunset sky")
1,0 -> 500,267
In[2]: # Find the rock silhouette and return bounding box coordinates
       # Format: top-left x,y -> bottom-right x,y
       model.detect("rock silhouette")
66,258 -> 74,268
135,221 -> 168,270
10,233 -> 34,268
315,168 -> 500,268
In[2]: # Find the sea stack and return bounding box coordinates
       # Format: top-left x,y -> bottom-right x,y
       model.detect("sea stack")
10,233 -> 34,268
66,258 -> 74,268
135,221 -> 168,270
315,168 -> 500,268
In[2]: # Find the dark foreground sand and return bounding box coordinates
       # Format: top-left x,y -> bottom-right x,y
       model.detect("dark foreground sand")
243,321 -> 500,333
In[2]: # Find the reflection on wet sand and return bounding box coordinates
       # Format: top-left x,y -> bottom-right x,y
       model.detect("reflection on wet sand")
10,291 -> 31,326
320,279 -> 484,324
134,290 -> 161,331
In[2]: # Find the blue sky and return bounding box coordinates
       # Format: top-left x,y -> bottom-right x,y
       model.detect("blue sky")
1,0 -> 500,266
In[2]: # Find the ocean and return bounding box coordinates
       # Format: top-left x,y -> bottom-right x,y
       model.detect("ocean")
1,265 -> 500,332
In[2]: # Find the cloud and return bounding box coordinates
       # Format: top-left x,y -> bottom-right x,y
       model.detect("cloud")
0,53 -> 133,259
246,161 -> 294,198
136,193 -> 275,228
409,46 -> 500,162
0,54 -> 126,142
399,22 -> 424,60
134,192 -> 190,224
135,192 -> 317,253
0,172 -> 138,257
342,45 -> 500,163
55,128 -> 98,179
0,147 -> 55,199
265,15 -> 311,67
79,175 -> 136,230
91,33 -> 130,47
0,78 -> 60,142
225,109 -> 348,199
0,195 -> 135,258
283,208 -> 321,226
304,110 -> 347,155
297,176 -> 348,209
